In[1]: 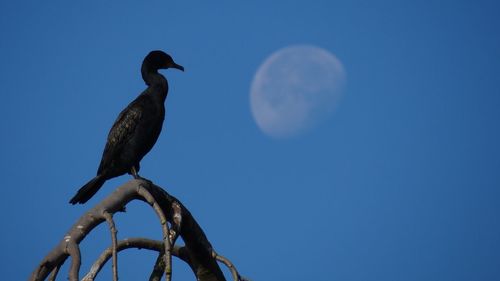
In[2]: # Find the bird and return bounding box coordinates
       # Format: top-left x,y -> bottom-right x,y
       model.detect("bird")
69,50 -> 184,204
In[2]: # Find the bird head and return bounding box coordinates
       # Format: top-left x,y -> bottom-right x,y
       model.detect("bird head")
143,50 -> 184,72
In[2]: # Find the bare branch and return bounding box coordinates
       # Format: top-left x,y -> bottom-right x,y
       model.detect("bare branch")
67,242 -> 81,281
213,251 -> 240,281
80,237 -> 239,281
30,179 -> 229,281
103,212 -> 118,281
31,180 -> 139,281
137,184 -> 172,281
47,263 -> 60,281
149,252 -> 166,281
83,237 -> 165,280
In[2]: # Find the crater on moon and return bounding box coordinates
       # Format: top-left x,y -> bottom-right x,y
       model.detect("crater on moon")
250,45 -> 346,138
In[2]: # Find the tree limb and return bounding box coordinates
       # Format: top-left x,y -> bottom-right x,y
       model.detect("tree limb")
30,179 -> 228,281
82,237 -> 169,281
47,263 -> 60,281
80,238 -> 245,281
102,212 -> 118,281
213,251 -> 240,281
149,252 -> 167,281
136,184 -> 173,281
67,242 -> 81,281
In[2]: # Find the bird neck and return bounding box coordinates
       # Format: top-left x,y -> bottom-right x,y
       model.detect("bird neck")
141,68 -> 169,101
142,68 -> 167,86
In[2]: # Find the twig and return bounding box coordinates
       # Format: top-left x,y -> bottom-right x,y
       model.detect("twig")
213,251 -> 240,281
103,212 -> 119,281
137,183 -> 173,281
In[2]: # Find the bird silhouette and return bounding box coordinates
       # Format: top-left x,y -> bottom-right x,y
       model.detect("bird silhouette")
69,50 -> 184,204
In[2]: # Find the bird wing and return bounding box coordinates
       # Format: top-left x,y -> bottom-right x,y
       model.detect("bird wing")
97,95 -> 147,174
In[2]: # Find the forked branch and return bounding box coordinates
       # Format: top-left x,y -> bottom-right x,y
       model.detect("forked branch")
81,238 -> 245,281
30,179 -> 231,281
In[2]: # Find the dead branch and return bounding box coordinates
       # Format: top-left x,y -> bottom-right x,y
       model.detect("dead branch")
136,183 -> 173,281
150,252 -> 167,281
213,251 -> 240,281
80,238 -> 244,281
30,179 -> 230,281
47,263 -> 60,281
102,212 -> 118,281
67,242 -> 81,281
81,237 -> 173,281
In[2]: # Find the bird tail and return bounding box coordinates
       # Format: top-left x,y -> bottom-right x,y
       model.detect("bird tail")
69,175 -> 106,205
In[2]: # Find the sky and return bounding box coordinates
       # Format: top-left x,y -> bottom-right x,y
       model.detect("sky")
1,0 -> 499,280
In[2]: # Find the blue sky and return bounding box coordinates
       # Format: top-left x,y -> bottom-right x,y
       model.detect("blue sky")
1,0 -> 499,280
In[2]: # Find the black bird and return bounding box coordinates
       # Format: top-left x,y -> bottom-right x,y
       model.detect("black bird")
69,50 -> 184,204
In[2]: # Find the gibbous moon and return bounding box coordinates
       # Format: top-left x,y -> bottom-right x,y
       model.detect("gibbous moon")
250,45 -> 346,138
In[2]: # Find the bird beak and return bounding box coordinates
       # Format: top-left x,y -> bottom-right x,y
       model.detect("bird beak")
172,63 -> 184,72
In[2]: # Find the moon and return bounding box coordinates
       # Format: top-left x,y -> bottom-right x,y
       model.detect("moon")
250,45 -> 346,138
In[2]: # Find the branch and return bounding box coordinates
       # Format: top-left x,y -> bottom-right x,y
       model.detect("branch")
103,212 -> 118,281
150,252 -> 167,281
137,184 -> 173,281
81,238 -> 244,281
213,251 -> 240,281
30,179 -> 228,281
47,263 -> 61,281
82,237 -> 169,281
